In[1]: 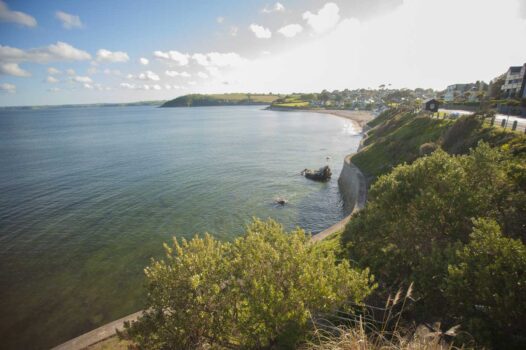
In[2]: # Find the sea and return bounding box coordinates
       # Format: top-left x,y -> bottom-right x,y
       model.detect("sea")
0,105 -> 361,349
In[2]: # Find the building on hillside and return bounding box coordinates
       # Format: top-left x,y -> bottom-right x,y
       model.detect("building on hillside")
443,84 -> 472,102
422,98 -> 439,112
501,63 -> 526,99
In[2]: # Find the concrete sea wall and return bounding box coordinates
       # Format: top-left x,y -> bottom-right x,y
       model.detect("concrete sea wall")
338,155 -> 367,215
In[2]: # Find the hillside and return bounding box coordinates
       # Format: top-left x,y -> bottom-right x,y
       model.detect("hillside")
161,93 -> 279,107
353,107 -> 524,182
343,108 -> 526,348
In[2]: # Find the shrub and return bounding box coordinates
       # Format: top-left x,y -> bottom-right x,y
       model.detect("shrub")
441,115 -> 483,154
445,218 -> 526,348
418,142 -> 438,156
342,142 -> 526,347
123,219 -> 375,349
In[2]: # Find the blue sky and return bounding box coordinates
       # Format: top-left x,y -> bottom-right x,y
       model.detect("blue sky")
1,0 -> 526,106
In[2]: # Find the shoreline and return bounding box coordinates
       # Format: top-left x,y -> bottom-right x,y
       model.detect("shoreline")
52,108 -> 374,350
267,107 -> 373,133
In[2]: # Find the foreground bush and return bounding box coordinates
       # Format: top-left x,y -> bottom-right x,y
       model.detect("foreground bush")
343,142 -> 526,348
123,219 -> 375,349
445,219 -> 526,347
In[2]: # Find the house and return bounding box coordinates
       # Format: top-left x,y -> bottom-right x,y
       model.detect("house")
423,98 -> 439,112
501,63 -> 526,99
443,84 -> 472,102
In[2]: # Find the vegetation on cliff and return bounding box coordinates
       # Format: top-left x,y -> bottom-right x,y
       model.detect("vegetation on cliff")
353,108 -> 524,180
343,108 -> 526,348
161,93 -> 279,107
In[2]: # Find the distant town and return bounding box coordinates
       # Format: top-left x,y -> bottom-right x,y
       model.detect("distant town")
269,62 -> 526,118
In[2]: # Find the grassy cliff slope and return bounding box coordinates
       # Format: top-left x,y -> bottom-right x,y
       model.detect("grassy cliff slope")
353,108 -> 524,182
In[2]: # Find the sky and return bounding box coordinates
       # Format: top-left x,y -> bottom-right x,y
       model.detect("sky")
0,0 -> 525,106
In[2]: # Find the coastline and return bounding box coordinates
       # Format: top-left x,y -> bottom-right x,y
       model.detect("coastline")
267,107 -> 372,133
310,110 -> 372,242
52,108 -> 374,350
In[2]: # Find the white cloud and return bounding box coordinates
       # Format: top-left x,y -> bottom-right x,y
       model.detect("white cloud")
0,62 -> 30,77
230,26 -> 239,36
0,0 -> 37,27
73,76 -> 92,83
0,82 -> 15,93
205,66 -> 221,77
55,11 -> 83,29
197,72 -> 209,79
153,50 -> 190,66
207,0 -> 526,94
96,49 -> 129,63
103,68 -> 121,76
46,76 -> 59,83
250,24 -> 272,39
217,16 -> 224,24
132,70 -> 160,81
188,81 -> 197,86
263,2 -> 285,13
139,57 -> 149,65
73,76 -> 93,84
120,82 -> 136,89
165,70 -> 191,78
192,52 -> 245,67
164,84 -> 172,90
48,87 -> 60,92
152,84 -> 162,90
47,67 -> 61,75
278,24 -> 303,38
87,66 -> 97,75
0,42 -> 91,64
192,53 -> 208,66
66,68 -> 76,76
303,2 -> 340,34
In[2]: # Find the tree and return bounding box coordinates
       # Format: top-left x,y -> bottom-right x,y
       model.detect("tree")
343,143 -> 525,328
319,90 -> 330,106
445,219 -> 526,348
124,219 -> 374,349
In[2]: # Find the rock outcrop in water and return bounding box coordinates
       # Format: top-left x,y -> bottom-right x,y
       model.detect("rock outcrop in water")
302,166 -> 332,182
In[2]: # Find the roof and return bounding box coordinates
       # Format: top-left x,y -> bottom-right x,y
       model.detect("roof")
509,66 -> 522,73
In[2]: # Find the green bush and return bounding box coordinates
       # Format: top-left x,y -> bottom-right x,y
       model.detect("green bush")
124,219 -> 374,349
445,218 -> 526,347
342,142 -> 526,347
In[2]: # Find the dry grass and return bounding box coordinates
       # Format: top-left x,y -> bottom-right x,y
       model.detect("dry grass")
302,284 -> 471,350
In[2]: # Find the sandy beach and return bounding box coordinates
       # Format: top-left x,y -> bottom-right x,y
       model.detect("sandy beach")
306,109 -> 374,130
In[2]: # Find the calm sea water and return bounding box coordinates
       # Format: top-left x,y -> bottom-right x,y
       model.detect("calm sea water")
0,105 -> 360,349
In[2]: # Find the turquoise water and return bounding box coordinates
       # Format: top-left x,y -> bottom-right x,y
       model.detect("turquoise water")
0,105 -> 361,349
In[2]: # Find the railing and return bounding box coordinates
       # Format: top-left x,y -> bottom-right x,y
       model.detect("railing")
429,110 -> 526,133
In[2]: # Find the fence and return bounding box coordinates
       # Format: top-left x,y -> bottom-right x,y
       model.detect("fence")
430,111 -> 526,133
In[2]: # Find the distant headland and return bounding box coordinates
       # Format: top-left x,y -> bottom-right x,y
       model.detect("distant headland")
160,93 -> 279,107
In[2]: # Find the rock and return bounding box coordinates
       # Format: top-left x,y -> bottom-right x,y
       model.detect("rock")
302,165 -> 332,182
275,197 -> 288,205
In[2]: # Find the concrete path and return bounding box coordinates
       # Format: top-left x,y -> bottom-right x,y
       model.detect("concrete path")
51,311 -> 143,350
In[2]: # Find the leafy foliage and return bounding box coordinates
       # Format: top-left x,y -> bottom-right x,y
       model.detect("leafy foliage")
445,219 -> 526,347
342,142 -> 526,348
123,219 -> 374,349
